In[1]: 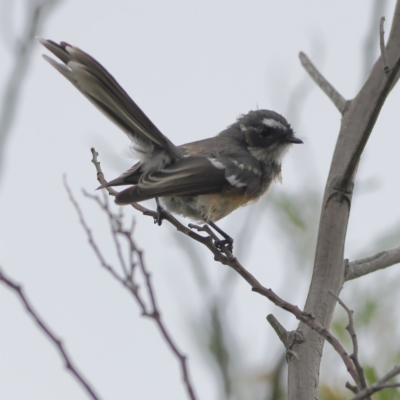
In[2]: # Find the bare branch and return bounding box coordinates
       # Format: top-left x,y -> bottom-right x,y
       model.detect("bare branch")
346,382 -> 358,394
267,314 -> 289,347
299,52 -> 348,113
339,53 -> 400,191
90,148 -> 361,388
380,17 -> 391,73
252,286 -> 361,387
0,266 -> 101,400
378,365 -> 400,385
345,246 -> 400,281
352,383 -> 400,400
329,290 -> 368,396
64,176 -> 125,285
362,0 -> 389,80
65,179 -> 198,400
350,365 -> 400,400
0,0 -> 60,175
291,4 -> 400,397
267,315 -> 306,364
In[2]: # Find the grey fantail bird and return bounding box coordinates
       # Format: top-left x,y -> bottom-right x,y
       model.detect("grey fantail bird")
38,38 -> 302,246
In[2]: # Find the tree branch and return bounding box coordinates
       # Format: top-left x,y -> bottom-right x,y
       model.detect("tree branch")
64,177 -> 198,400
267,314 -> 289,347
253,286 -> 361,387
90,148 -> 362,388
345,246 -> 400,281
350,365 -> 400,400
0,267 -> 101,400
329,290 -> 369,397
339,53 -> 400,191
291,3 -> 400,398
0,0 -> 60,175
299,52 -> 348,114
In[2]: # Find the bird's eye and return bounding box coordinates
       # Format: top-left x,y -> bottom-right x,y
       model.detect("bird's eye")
261,127 -> 273,137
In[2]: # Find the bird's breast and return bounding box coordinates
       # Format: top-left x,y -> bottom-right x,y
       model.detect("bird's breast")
162,192 -> 253,222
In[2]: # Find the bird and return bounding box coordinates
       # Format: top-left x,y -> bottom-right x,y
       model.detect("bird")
38,38 -> 303,249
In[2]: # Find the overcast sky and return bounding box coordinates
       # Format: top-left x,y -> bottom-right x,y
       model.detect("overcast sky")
1,1 -> 400,399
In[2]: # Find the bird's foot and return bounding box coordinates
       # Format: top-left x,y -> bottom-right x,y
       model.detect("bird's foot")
208,221 -> 234,252
188,222 -> 233,252
154,198 -> 165,226
213,238 -> 233,252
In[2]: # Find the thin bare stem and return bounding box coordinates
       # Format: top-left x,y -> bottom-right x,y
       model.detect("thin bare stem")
0,0 -> 59,175
350,365 -> 400,400
299,52 -> 348,114
0,267 -> 101,400
136,249 -> 197,400
64,176 -> 125,285
66,179 -> 198,400
345,246 -> 400,281
329,290 -> 368,396
102,195 -> 129,277
380,16 -> 391,73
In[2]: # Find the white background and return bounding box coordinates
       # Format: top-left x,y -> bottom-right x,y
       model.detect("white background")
1,1 -> 400,399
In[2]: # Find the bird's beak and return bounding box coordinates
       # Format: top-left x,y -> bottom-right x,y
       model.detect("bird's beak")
286,137 -> 303,144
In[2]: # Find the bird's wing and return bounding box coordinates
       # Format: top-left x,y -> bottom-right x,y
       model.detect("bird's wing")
38,38 -> 181,163
104,162 -> 143,187
115,157 -> 226,204
114,155 -> 262,204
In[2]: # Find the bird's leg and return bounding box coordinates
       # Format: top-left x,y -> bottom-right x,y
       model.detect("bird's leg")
154,198 -> 165,226
208,221 -> 234,252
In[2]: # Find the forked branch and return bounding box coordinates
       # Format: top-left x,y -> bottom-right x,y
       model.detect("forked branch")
350,365 -> 400,400
89,148 -> 362,388
298,52 -> 348,114
64,177 -> 198,400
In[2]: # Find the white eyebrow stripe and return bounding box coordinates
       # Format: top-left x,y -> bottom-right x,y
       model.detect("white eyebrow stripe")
262,118 -> 286,130
208,158 -> 225,169
226,175 -> 247,187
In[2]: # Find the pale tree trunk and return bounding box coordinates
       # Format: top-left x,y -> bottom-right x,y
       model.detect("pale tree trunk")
287,3 -> 400,398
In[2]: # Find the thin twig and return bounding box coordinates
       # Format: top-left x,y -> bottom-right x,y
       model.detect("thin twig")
64,176 -> 125,285
0,0 -> 60,175
65,179 -> 198,400
0,266 -> 101,400
299,52 -> 348,114
362,0 -> 389,80
329,290 -> 368,397
137,249 -> 197,400
350,365 -> 400,400
345,246 -> 400,281
102,195 -> 129,276
380,17 -> 391,73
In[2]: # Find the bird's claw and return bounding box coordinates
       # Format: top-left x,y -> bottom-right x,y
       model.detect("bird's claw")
154,199 -> 165,226
214,238 -> 233,252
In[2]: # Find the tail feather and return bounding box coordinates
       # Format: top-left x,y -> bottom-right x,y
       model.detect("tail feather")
38,38 -> 181,164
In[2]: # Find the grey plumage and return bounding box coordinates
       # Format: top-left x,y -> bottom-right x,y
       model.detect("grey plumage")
38,38 -> 302,222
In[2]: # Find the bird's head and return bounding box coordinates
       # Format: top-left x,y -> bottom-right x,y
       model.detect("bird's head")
238,110 -> 302,164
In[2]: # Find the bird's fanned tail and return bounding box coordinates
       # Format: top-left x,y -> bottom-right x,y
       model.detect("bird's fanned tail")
37,38 -> 181,164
